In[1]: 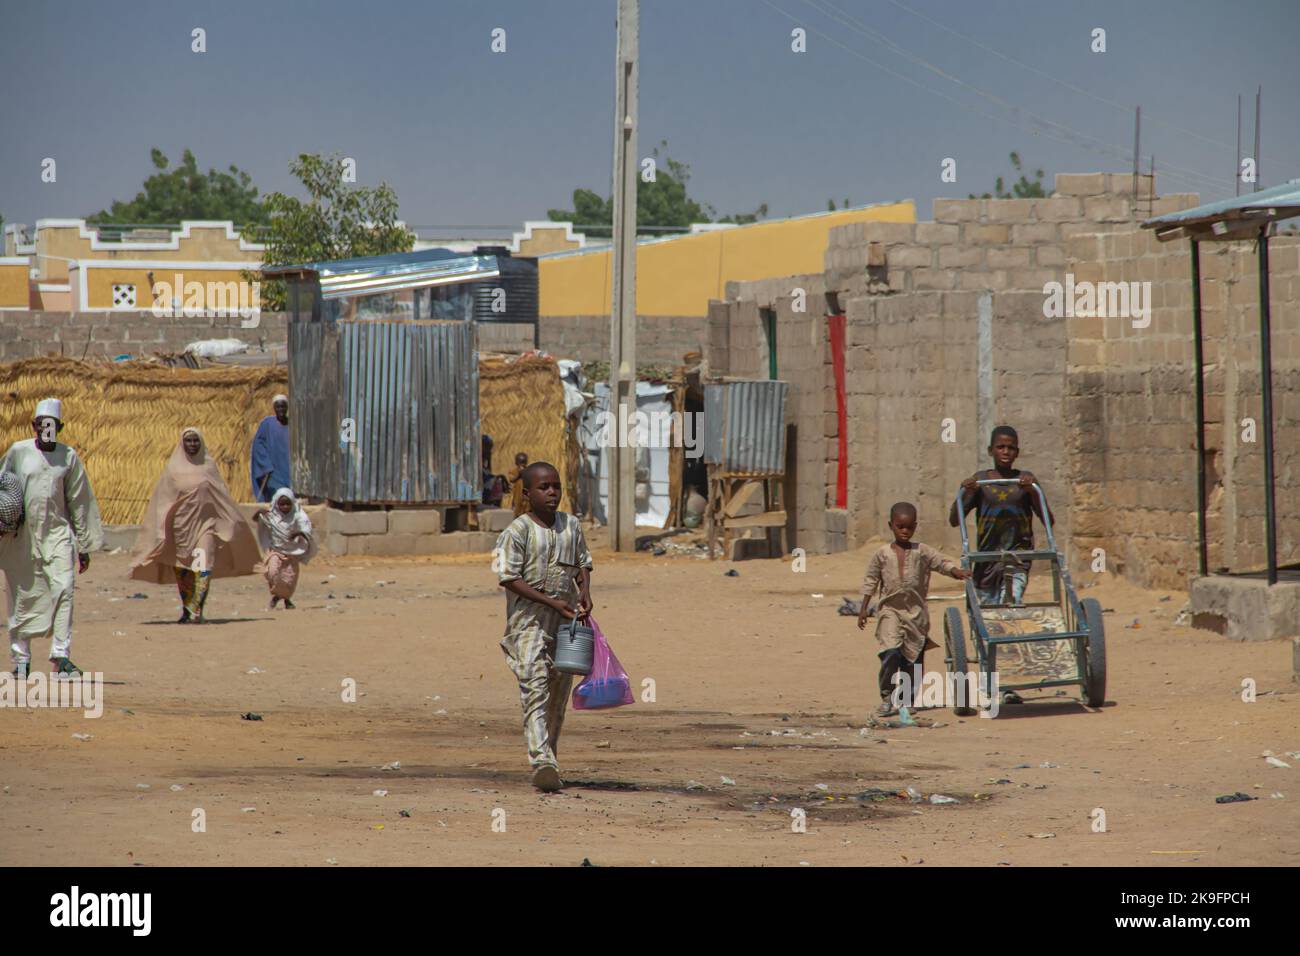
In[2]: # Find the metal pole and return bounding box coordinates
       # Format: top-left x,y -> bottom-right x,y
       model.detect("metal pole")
1256,228 -> 1277,584
1253,86 -> 1261,192
608,0 -> 638,552
1235,94 -> 1242,197
1190,240 -> 1207,577
1132,106 -> 1141,202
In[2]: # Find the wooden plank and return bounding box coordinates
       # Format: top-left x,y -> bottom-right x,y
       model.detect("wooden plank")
722,479 -> 763,518
723,510 -> 787,529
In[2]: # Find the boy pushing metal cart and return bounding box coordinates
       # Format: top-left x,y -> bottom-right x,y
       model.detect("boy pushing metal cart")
944,478 -> 1106,716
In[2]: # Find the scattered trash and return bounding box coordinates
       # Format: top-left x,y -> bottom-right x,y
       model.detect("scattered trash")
127,593 -> 148,599
1264,756 -> 1291,769
135,784 -> 150,790
399,809 -> 411,817
905,786 -> 923,804
371,824 -> 384,830
685,780 -> 706,791
581,857 -> 599,867
1270,793 -> 1285,800
929,794 -> 959,804
1029,832 -> 1056,839
720,776 -> 736,786
112,630 -> 127,637
246,667 -> 265,675
1124,618 -> 1141,629
1012,764 -> 1031,769
169,785 -> 183,792
814,783 -> 830,792
241,807 -> 256,813
373,789 -> 388,797
724,569 -> 739,577
595,740 -> 611,749
1173,605 -> 1191,626
240,712 -> 263,721
326,858 -> 338,865
651,547 -> 666,556
1040,761 -> 1059,769
856,788 -> 896,802
71,733 -> 93,741
1215,792 -> 1255,804
810,593 -> 824,599
837,598 -> 863,617
898,707 -> 918,727
380,761 -> 402,771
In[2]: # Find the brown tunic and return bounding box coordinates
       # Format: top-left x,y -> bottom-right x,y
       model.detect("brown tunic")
861,541 -> 963,662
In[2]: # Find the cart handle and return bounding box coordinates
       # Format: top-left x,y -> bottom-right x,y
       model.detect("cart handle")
954,479 -> 1056,555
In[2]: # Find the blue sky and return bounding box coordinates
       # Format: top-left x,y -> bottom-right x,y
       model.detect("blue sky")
2,0 -> 1296,231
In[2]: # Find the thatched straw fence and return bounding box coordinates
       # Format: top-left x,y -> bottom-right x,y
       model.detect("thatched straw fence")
0,358 -> 289,525
1,354 -> 571,525
478,354 -> 572,512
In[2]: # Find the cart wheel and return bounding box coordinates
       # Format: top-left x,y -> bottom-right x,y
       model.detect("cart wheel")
1081,598 -> 1107,707
944,606 -> 976,716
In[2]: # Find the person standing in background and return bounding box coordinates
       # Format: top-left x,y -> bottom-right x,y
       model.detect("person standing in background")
250,394 -> 291,503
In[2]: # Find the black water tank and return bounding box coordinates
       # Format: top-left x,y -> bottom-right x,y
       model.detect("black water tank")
472,247 -> 538,323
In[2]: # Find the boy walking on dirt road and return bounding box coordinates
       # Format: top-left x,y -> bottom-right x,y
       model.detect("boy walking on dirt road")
495,462 -> 593,793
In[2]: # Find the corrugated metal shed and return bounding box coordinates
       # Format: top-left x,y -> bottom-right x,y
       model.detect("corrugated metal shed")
703,380 -> 787,476
281,249 -> 488,505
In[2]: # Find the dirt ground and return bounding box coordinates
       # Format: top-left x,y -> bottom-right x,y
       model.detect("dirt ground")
1,533 -> 1296,867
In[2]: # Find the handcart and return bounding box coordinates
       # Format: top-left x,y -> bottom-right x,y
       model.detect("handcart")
942,478 -> 1106,716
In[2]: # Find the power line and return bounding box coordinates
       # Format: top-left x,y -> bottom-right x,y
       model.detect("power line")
883,0 -> 1236,152
799,0 -> 1228,195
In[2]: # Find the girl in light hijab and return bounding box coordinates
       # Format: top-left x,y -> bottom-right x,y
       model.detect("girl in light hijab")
129,428 -> 262,623
254,488 -> 315,609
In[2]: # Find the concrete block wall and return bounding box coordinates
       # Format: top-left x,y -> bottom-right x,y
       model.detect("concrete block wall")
1064,227 -> 1300,588
0,310 -> 288,361
478,314 -> 709,364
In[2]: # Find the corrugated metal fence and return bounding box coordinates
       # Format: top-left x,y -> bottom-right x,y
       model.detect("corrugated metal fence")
289,319 -> 480,504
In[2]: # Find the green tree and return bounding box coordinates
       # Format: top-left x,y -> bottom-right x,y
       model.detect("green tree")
87,148 -> 269,228
548,141 -> 766,236
970,151 -> 1046,200
253,152 -> 413,309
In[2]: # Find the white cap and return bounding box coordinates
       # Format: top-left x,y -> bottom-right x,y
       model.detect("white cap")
34,398 -> 62,421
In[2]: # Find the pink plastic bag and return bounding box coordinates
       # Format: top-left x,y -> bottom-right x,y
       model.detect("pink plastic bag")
571,616 -> 634,710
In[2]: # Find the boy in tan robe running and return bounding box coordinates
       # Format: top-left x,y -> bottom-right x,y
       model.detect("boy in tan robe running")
858,501 -> 970,718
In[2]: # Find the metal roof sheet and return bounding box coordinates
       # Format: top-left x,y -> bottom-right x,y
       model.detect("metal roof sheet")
1143,179 -> 1300,240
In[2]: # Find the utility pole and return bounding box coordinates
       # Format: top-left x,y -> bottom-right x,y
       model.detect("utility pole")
608,0 -> 638,552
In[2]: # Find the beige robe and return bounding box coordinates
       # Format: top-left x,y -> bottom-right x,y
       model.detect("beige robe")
128,430 -> 262,584
861,541 -> 963,662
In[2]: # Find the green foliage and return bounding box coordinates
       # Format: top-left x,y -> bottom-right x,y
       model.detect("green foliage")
970,151 -> 1047,200
548,140 -> 766,236
826,198 -> 851,211
253,153 -> 413,309
87,148 -> 268,228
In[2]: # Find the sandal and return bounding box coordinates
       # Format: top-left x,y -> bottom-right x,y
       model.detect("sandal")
50,657 -> 83,679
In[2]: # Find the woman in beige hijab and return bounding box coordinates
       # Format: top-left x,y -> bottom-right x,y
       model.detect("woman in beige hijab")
129,428 -> 262,623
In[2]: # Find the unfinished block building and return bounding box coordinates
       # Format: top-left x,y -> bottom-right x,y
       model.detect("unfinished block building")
706,173 -> 1299,602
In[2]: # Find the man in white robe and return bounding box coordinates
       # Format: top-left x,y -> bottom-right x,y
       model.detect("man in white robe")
0,398 -> 103,678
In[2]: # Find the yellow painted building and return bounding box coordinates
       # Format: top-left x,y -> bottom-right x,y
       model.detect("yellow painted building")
0,258 -> 28,309
538,201 -> 916,317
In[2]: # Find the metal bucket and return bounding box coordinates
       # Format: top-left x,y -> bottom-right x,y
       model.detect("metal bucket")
554,616 -> 595,675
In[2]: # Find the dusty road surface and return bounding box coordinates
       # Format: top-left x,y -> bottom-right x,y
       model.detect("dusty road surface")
1,538 -> 1296,867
